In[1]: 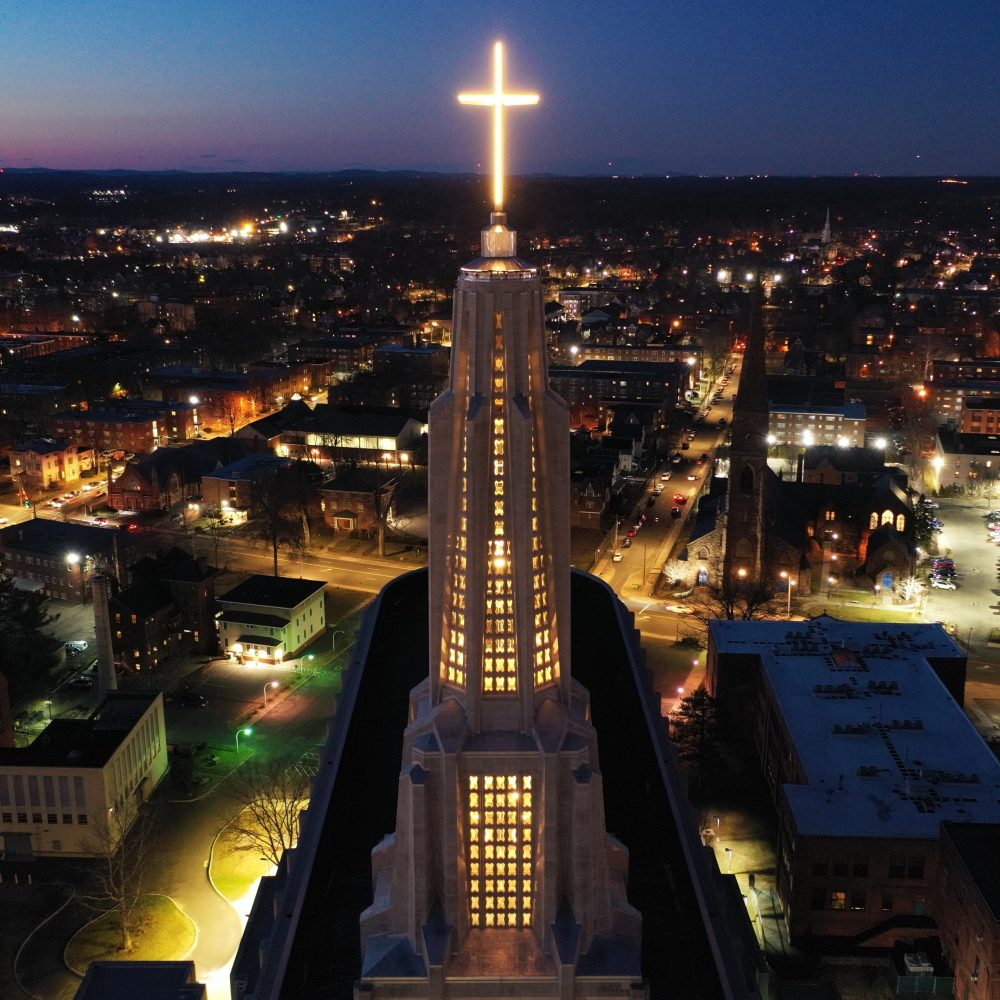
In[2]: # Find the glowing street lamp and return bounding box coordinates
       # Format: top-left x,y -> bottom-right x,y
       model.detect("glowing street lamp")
235,726 -> 253,754
779,571 -> 796,617
263,680 -> 279,706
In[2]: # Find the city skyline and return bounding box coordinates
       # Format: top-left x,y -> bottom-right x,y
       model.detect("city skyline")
2,1 -> 999,177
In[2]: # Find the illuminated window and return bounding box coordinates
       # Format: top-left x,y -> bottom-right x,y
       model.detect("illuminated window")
895,514 -> 905,532
869,512 -> 878,530
467,774 -> 533,928
881,509 -> 893,526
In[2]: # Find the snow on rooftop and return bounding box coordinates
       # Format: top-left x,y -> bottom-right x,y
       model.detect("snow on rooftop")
711,617 -> 1000,839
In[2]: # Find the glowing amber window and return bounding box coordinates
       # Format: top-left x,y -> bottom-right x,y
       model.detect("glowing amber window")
467,774 -> 533,928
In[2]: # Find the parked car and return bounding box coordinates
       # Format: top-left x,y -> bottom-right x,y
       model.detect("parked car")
69,674 -> 94,688
671,507 -> 682,518
672,493 -> 685,504
178,691 -> 208,708
930,577 -> 957,590
612,551 -> 624,563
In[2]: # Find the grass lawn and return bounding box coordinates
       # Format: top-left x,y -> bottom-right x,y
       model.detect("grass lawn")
65,894 -> 195,973
326,587 -> 371,623
211,810 -> 278,903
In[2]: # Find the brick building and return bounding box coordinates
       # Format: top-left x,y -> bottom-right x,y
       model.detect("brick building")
961,397 -> 1000,436
50,400 -> 200,455
548,359 -> 691,427
318,469 -> 396,533
108,550 -> 219,673
0,519 -> 145,603
934,823 -> 1000,1000
200,454 -> 291,513
707,617 -> 1000,949
109,438 -> 243,512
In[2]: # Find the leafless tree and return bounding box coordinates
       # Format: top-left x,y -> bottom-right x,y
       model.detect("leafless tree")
225,753 -> 314,867
247,461 -> 322,576
689,577 -> 780,625
79,796 -> 160,953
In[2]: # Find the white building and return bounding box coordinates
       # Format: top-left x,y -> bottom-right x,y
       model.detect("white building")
217,575 -> 326,664
0,692 -> 167,858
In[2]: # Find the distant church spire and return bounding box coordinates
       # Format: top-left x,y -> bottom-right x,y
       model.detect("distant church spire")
821,206 -> 832,245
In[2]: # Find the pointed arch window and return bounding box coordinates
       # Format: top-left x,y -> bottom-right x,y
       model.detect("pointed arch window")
869,512 -> 878,530
895,514 -> 906,532
881,509 -> 893,526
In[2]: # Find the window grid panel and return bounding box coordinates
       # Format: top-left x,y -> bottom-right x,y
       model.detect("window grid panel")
467,774 -> 533,928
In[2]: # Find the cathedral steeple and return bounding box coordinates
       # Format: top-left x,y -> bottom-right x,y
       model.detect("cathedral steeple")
722,287 -> 770,584
358,44 -> 642,995
821,206 -> 832,245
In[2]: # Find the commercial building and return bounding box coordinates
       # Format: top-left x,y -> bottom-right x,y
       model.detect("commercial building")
0,692 -> 167,858
708,616 -> 1000,947
216,575 -> 326,664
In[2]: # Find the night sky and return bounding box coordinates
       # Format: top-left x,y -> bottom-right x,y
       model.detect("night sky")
2,1 -> 998,176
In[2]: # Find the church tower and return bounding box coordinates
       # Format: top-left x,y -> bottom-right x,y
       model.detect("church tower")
358,43 -> 643,998
821,206 -> 832,246
722,290 -> 771,585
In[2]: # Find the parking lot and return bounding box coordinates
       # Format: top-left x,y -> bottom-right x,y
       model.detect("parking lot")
923,497 -> 1000,658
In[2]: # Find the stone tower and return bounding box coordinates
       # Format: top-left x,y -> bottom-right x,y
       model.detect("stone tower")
357,43 -> 643,999
722,290 -> 771,585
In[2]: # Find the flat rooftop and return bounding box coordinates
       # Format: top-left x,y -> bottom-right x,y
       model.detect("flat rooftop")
0,692 -> 160,769
219,575 -> 326,610
712,617 -> 1000,839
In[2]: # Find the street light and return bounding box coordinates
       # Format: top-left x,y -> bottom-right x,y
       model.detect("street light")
331,629 -> 345,653
725,847 -> 734,873
263,680 -> 279,706
235,726 -> 253,753
44,700 -> 52,719
779,571 -> 796,617
66,552 -> 84,597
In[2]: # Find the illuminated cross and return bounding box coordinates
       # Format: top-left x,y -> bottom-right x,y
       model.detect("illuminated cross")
458,41 -> 539,212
